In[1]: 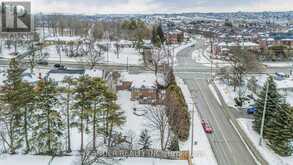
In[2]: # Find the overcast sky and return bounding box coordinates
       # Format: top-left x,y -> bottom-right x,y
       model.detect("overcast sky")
31,0 -> 293,14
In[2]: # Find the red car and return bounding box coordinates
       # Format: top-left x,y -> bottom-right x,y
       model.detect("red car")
201,120 -> 213,134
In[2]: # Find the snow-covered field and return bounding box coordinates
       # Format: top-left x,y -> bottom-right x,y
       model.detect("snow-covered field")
41,45 -> 143,65
176,77 -> 218,165
117,91 -> 162,150
0,45 -> 29,59
113,157 -> 188,165
238,118 -> 293,165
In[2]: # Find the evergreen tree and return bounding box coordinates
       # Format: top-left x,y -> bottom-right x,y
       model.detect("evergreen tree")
19,82 -> 36,153
253,76 -> 283,137
103,91 -> 125,149
87,77 -> 107,151
73,75 -> 92,152
1,58 -> 24,154
266,104 -> 293,156
157,24 -> 165,44
168,136 -> 179,151
31,79 -> 64,155
138,129 -> 152,150
61,76 -> 75,153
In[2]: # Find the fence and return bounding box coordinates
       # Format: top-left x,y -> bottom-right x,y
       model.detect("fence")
100,149 -> 191,162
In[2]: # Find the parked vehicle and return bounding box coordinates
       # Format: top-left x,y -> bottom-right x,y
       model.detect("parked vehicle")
54,64 -> 66,70
247,106 -> 257,114
37,60 -> 48,65
201,120 -> 213,134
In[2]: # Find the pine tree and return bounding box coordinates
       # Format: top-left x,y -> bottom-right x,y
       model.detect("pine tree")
73,75 -> 92,152
87,77 -> 107,151
31,79 -> 64,155
253,76 -> 283,137
1,58 -> 24,154
61,76 -> 75,153
103,91 -> 125,149
168,136 -> 179,151
18,82 -> 36,153
266,104 -> 293,156
138,129 -> 152,150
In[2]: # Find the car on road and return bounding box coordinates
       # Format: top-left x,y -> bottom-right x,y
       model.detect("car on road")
37,60 -> 49,65
246,106 -> 257,114
54,64 -> 66,70
201,120 -> 213,134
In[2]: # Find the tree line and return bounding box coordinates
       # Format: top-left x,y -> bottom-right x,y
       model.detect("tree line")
0,58 -> 125,155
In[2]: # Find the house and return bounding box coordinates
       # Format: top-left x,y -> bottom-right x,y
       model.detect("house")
117,72 -> 166,104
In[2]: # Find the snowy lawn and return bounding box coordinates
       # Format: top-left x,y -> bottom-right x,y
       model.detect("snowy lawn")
111,157 -> 188,165
42,45 -> 143,66
0,45 -> 29,59
0,154 -> 79,165
238,118 -> 293,165
176,77 -> 218,165
214,79 -> 255,109
117,91 -> 162,150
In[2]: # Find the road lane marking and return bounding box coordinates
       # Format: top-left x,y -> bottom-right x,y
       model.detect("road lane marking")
229,119 -> 261,165
194,81 -> 234,162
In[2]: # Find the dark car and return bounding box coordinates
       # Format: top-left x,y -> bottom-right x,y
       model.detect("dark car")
54,64 -> 66,70
37,60 -> 48,65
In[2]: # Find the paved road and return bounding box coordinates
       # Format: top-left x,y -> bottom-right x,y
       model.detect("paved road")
175,46 -> 260,165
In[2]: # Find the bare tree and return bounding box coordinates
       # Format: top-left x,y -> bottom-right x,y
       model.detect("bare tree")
79,142 -> 110,165
229,46 -> 260,91
144,105 -> 171,151
113,41 -> 121,58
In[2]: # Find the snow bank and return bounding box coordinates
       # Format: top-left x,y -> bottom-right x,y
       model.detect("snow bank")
175,76 -> 218,165
238,118 -> 293,165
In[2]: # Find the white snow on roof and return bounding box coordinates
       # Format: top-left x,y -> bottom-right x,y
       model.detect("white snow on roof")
218,42 -> 259,47
120,72 -> 165,89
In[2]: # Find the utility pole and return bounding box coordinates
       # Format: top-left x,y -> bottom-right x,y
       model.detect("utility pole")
259,81 -> 269,146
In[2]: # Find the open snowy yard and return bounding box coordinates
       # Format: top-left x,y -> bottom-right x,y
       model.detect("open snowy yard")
117,91 -> 162,149
42,45 -> 143,65
238,118 -> 293,165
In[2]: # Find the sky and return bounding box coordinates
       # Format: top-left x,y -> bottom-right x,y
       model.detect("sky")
30,0 -> 293,14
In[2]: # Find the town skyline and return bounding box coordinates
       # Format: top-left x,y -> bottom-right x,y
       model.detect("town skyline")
31,0 -> 293,14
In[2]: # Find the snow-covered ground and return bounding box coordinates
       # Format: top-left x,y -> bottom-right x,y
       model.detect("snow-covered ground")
0,45 -> 29,59
215,79 -> 254,109
176,77 -> 218,165
238,118 -> 293,165
117,91 -> 162,150
263,62 -> 293,68
112,157 -> 188,165
0,154 -> 79,165
42,45 -> 143,65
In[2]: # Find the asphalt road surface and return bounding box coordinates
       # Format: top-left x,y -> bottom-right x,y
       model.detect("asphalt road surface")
175,46 -> 260,165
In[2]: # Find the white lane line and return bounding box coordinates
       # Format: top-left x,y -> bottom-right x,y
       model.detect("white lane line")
195,81 -> 234,158
229,119 -> 261,165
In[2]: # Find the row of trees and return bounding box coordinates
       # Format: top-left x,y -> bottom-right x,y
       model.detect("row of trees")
0,58 -> 125,155
254,76 -> 293,156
